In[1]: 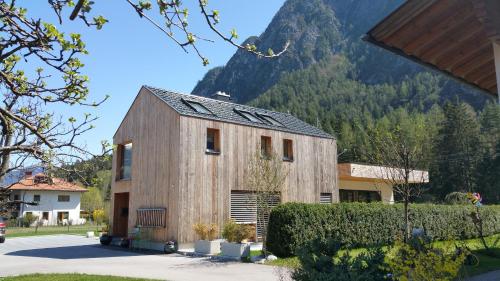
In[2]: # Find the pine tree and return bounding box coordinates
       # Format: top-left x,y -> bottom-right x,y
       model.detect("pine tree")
432,102 -> 482,198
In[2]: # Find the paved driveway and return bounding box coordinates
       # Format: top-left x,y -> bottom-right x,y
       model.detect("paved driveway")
0,235 -> 286,281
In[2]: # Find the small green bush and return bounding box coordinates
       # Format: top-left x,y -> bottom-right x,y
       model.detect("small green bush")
22,213 -> 38,228
267,203 -> 500,257
444,192 -> 469,205
292,238 -> 388,281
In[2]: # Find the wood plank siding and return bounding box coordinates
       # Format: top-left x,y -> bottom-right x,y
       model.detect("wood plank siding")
111,88 -> 338,244
112,88 -> 181,242
177,116 -> 337,242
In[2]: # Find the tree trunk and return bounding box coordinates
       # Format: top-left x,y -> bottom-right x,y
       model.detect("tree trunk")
403,198 -> 410,243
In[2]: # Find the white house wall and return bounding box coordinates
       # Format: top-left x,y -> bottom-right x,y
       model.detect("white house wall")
13,191 -> 83,225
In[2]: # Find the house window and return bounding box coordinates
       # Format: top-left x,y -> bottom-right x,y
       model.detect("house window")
58,195 -> 70,202
339,190 -> 381,203
183,99 -> 212,114
57,211 -> 69,221
14,194 -> 20,201
33,195 -> 41,202
283,139 -> 293,161
136,208 -> 166,228
256,113 -> 283,127
320,193 -> 332,204
235,109 -> 262,123
206,128 -> 220,154
118,142 -> 132,180
42,212 -> 49,220
261,136 -> 272,158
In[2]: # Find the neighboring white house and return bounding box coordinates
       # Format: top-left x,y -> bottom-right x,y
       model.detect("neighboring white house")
338,163 -> 429,204
9,173 -> 87,225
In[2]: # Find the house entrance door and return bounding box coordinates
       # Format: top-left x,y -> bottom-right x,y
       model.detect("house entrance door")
113,192 -> 129,237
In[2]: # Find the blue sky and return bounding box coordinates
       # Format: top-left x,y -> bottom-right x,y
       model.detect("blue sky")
18,0 -> 286,154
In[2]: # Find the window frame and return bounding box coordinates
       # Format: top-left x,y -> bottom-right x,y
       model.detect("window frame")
57,195 -> 70,202
235,109 -> 263,123
256,113 -> 283,127
182,99 -> 213,115
206,128 -> 221,155
261,136 -> 272,159
33,194 -> 41,202
117,142 -> 132,181
283,139 -> 294,162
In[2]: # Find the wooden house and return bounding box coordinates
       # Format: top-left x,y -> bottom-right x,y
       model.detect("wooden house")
111,86 -> 337,245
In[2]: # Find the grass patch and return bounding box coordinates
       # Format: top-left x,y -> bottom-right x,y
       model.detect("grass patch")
6,224 -> 104,238
0,274 -> 160,281
265,234 -> 500,276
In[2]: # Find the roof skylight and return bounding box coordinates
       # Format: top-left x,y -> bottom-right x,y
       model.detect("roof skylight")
234,109 -> 262,123
256,113 -> 283,127
182,99 -> 213,115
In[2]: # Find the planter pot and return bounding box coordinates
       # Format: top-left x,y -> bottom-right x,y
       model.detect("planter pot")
220,242 -> 250,260
99,235 -> 112,246
194,240 -> 221,255
86,231 -> 95,238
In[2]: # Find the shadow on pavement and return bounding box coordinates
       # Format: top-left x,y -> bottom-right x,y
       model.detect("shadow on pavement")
5,245 -> 146,259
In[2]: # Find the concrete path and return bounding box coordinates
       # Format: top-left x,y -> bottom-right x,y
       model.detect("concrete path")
0,235 -> 285,281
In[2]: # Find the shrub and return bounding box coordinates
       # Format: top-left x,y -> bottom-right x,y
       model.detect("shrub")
92,209 -> 105,225
267,203 -> 500,257
387,237 -> 465,281
222,220 -> 254,243
444,192 -> 469,205
22,213 -> 38,227
193,222 -> 218,240
292,238 -> 388,281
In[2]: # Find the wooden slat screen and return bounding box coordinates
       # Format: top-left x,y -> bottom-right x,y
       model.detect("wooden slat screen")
230,191 -> 257,224
320,193 -> 332,204
136,208 -> 166,228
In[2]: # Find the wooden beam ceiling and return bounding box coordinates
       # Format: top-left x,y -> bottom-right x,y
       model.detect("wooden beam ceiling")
366,0 -> 500,97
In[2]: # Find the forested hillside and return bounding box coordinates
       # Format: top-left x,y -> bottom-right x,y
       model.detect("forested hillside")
193,0 -> 499,202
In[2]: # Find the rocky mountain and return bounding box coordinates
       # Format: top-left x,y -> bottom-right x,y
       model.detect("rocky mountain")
193,0 -> 490,106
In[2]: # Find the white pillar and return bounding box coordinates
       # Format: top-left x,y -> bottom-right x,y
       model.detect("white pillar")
494,41 -> 500,103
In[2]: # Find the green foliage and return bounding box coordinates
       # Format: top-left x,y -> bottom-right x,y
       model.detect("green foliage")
444,192 -> 469,205
292,238 -> 388,281
22,213 -> 38,228
387,238 -> 465,281
266,203 -> 500,257
222,220 -> 254,243
81,187 -> 104,213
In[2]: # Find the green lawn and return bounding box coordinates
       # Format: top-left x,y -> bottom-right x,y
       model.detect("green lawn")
5,224 -> 105,238
264,234 -> 500,276
0,274 -> 159,281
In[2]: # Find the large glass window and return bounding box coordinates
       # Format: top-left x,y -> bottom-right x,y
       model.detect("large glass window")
339,189 -> 381,203
119,143 -> 132,180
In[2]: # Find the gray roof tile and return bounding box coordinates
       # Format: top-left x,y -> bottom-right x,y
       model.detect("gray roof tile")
145,86 -> 333,139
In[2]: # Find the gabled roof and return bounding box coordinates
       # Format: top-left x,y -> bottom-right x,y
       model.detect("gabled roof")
144,86 -> 334,139
9,173 -> 87,192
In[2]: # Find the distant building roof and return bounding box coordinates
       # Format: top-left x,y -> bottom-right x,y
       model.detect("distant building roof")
365,0 -> 500,97
338,163 -> 429,184
144,86 -> 334,139
9,173 -> 87,192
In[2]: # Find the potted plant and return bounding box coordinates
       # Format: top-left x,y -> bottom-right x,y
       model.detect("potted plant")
220,220 -> 254,260
193,222 -> 220,255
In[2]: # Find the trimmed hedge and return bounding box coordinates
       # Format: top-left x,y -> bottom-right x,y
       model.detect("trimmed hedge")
266,202 -> 500,257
